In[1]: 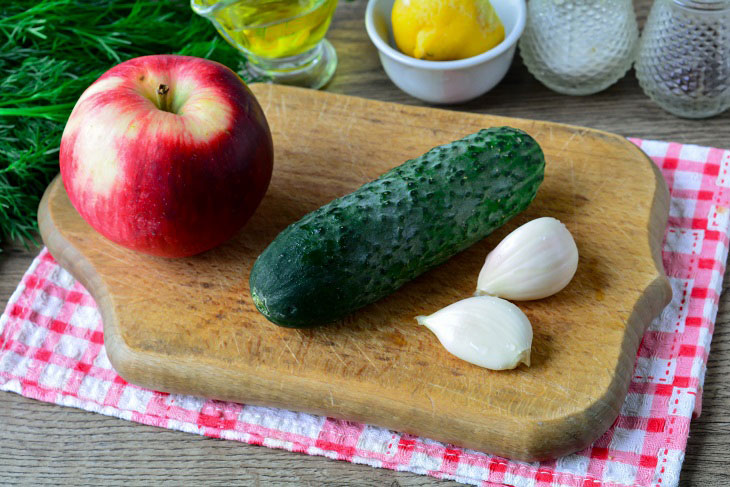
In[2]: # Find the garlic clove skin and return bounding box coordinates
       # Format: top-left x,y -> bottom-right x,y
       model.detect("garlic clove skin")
416,295 -> 532,370
476,217 -> 578,301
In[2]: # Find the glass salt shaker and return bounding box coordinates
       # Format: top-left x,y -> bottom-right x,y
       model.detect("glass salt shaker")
519,0 -> 639,95
635,0 -> 730,119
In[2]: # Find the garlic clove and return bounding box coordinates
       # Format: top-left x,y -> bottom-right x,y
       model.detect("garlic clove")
476,217 -> 578,301
416,295 -> 532,370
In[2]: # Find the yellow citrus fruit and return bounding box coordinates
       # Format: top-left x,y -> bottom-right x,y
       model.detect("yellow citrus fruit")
391,0 -> 505,61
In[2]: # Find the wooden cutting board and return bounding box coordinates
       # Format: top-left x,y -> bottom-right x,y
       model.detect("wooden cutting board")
38,83 -> 671,461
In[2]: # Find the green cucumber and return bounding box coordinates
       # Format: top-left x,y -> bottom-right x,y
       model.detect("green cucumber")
250,127 -> 545,328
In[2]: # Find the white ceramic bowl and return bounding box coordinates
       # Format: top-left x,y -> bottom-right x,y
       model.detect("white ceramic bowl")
365,0 -> 526,104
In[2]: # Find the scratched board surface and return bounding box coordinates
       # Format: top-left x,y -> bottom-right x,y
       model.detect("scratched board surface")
38,84 -> 671,461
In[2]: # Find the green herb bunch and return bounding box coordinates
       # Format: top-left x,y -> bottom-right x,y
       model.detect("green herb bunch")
0,0 -> 251,248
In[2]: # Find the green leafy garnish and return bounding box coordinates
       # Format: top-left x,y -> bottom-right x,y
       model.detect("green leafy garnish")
0,0 -> 255,249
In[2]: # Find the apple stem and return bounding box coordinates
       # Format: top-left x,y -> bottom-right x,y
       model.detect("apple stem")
156,84 -> 171,112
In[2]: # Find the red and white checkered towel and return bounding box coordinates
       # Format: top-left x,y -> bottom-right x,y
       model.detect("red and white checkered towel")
2,139 -> 729,487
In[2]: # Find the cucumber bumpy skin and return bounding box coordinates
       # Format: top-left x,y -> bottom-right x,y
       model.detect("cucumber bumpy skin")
250,127 -> 545,328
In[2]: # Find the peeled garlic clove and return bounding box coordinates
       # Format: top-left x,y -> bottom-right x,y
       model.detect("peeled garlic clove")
416,295 -> 532,370
476,217 -> 578,301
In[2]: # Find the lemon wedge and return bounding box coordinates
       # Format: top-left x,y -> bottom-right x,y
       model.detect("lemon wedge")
392,0 -> 505,61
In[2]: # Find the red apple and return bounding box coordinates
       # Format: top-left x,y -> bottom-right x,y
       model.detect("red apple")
59,55 -> 273,257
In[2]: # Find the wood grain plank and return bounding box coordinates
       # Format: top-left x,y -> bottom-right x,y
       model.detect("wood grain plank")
0,390 -> 461,486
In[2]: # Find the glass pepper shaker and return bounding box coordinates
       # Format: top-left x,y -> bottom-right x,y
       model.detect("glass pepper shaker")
519,0 -> 639,95
635,0 -> 730,119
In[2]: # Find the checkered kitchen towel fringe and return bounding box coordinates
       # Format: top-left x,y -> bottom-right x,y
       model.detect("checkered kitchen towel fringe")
2,139 -> 729,487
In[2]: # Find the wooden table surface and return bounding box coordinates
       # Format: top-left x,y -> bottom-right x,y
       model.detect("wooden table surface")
1,1 -> 728,485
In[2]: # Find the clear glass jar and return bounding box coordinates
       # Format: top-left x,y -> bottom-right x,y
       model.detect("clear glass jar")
635,0 -> 730,119
519,0 -> 639,95
191,0 -> 339,90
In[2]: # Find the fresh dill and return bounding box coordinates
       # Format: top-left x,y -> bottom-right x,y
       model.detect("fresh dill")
0,0 -> 254,249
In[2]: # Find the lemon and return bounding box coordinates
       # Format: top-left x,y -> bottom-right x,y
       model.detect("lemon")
391,0 -> 505,61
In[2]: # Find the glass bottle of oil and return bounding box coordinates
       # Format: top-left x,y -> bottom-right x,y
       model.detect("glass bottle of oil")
192,0 -> 339,89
